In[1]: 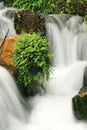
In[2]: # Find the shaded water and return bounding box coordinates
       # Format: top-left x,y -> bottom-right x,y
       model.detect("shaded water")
0,2 -> 87,130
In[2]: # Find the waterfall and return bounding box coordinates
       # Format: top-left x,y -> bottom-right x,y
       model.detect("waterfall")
43,14 -> 87,96
0,66 -> 29,130
0,2 -> 17,38
46,14 -> 87,67
26,15 -> 87,130
0,2 -> 87,129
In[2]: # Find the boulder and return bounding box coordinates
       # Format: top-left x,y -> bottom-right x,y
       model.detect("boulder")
14,10 -> 46,36
72,87 -> 87,120
0,34 -> 17,74
72,66 -> 87,120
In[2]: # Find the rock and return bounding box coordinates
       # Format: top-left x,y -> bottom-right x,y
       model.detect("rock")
72,87 -> 87,120
72,66 -> 87,120
14,10 -> 46,36
37,14 -> 46,36
0,34 -> 17,74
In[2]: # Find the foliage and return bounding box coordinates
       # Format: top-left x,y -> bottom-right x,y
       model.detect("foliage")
13,0 -> 52,14
12,33 -> 52,95
2,0 -> 15,6
13,0 -> 87,16
58,0 -> 87,16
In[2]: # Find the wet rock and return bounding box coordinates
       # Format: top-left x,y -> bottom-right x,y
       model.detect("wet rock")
72,87 -> 87,120
14,10 -> 46,36
37,14 -> 46,36
72,66 -> 87,120
0,34 -> 17,74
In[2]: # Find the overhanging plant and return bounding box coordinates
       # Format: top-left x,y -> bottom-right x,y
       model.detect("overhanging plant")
12,33 -> 53,96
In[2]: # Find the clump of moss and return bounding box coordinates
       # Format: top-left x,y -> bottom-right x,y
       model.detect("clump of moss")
12,33 -> 53,96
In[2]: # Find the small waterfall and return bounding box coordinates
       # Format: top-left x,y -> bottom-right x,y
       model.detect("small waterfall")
0,2 -> 17,38
26,15 -> 87,130
46,14 -> 87,67
0,2 -> 87,129
0,66 -> 29,130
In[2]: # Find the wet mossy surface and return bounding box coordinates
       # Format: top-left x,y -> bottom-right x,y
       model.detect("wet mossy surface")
72,66 -> 87,120
72,92 -> 87,120
14,10 -> 46,36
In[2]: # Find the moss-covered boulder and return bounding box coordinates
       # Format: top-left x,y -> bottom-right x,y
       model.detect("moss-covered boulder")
14,10 -> 46,36
72,87 -> 87,120
72,66 -> 87,120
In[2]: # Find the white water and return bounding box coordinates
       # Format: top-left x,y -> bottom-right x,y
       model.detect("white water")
0,2 -> 17,38
46,14 -> 87,67
0,3 -> 87,130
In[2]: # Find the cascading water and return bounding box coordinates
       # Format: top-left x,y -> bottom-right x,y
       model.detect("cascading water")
46,14 -> 87,67
0,66 -> 29,130
0,2 -> 17,38
25,15 -> 87,130
0,2 -> 87,130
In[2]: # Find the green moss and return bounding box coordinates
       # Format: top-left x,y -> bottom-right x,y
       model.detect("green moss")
12,33 -> 53,96
72,93 -> 87,120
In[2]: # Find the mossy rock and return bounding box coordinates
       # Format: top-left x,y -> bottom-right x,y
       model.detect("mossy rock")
72,87 -> 87,120
14,10 -> 46,36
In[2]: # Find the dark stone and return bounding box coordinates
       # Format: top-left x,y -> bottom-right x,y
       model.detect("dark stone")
37,14 -> 46,36
14,10 -> 46,36
16,79 -> 44,97
72,66 -> 87,120
72,87 -> 87,120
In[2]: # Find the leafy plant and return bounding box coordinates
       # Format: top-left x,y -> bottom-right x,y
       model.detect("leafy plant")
13,0 -> 87,16
13,0 -> 44,13
12,33 -> 53,96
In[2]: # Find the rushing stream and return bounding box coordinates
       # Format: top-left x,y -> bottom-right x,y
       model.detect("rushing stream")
0,2 -> 87,130
0,2 -> 16,38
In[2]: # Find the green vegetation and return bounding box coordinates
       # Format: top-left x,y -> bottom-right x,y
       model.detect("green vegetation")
13,0 -> 87,16
12,0 -> 87,31
57,0 -> 87,16
12,33 -> 53,96
13,0 -> 53,13
2,0 -> 14,6
11,0 -> 87,96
